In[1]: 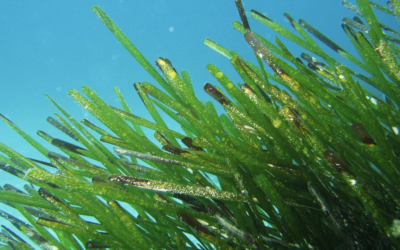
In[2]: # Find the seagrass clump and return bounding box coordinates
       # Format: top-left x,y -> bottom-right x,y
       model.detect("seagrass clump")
0,0 -> 400,249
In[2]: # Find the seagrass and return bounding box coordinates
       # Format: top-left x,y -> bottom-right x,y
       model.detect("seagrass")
0,0 -> 399,249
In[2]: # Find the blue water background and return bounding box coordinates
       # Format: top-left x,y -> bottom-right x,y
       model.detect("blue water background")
0,0 -> 396,247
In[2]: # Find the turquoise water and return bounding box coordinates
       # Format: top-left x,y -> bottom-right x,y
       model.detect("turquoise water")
0,0 -> 396,248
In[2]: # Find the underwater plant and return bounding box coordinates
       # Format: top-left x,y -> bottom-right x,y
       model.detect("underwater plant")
1,0 -> 400,249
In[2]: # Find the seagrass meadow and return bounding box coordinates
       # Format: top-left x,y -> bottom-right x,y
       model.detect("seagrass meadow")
0,0 -> 400,249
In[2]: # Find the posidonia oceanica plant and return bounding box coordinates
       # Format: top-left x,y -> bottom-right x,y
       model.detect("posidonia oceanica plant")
1,0 -> 400,249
